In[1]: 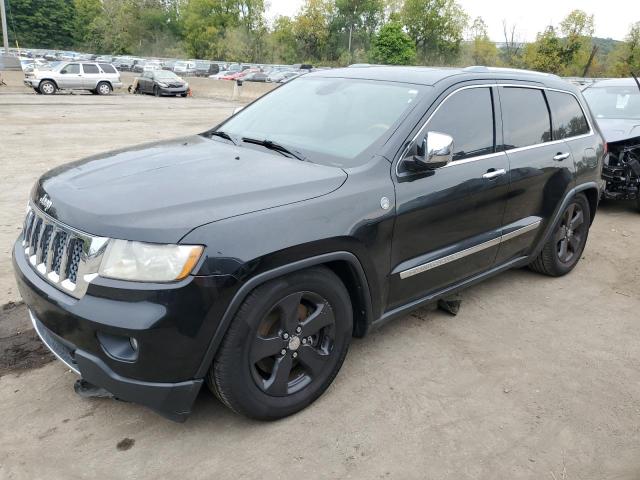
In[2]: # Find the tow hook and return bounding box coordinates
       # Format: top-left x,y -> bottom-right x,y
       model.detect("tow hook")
73,379 -> 114,399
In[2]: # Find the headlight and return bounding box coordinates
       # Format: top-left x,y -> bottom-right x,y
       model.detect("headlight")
157,82 -> 168,87
99,240 -> 203,282
184,82 -> 189,89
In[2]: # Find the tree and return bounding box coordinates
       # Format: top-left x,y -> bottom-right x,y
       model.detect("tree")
466,17 -> 498,66
6,0 -> 76,49
293,0 -> 335,62
268,16 -> 298,64
400,0 -> 468,65
333,0 -> 384,61
73,0 -> 103,51
559,9 -> 595,76
608,22 -> 640,76
370,20 -> 415,65
522,26 -> 564,74
500,20 -> 523,66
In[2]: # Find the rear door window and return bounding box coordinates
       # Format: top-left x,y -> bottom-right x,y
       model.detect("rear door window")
500,87 -> 552,149
427,87 -> 495,160
82,64 -> 99,74
99,63 -> 117,74
546,91 -> 590,139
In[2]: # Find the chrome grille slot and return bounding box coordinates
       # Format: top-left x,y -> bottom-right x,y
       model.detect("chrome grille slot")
21,204 -> 109,299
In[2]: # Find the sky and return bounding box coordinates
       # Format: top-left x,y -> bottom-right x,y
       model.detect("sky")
266,0 -> 640,42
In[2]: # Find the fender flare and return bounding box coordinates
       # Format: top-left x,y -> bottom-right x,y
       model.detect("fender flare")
528,181 -> 600,262
194,251 -> 373,378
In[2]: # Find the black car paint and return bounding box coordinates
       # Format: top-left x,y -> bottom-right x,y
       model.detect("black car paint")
13,67 -> 604,421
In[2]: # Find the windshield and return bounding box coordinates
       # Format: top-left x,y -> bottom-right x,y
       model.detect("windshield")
583,85 -> 640,120
155,70 -> 179,80
220,77 -> 426,167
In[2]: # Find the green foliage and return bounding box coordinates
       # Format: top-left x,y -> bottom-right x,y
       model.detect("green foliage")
6,0 -> 76,49
608,22 -> 640,77
3,0 -> 637,78
370,21 -> 415,65
464,17 -> 499,66
400,0 -> 468,64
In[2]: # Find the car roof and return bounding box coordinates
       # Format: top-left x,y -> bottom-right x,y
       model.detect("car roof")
308,65 -> 570,89
585,78 -> 640,88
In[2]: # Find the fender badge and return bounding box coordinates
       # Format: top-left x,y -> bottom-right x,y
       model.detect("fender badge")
380,196 -> 390,210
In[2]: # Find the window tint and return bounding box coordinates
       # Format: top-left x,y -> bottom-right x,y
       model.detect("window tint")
82,64 -> 99,74
99,63 -> 116,74
61,63 -> 79,74
427,87 -> 495,160
546,91 -> 590,139
500,87 -> 552,149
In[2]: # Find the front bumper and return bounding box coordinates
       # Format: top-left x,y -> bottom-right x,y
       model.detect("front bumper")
29,309 -> 202,422
158,85 -> 188,95
13,239 -> 234,421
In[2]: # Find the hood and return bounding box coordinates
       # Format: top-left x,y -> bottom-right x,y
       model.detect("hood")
34,135 -> 347,242
595,117 -> 640,143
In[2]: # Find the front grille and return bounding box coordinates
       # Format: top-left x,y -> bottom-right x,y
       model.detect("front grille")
22,204 -> 109,299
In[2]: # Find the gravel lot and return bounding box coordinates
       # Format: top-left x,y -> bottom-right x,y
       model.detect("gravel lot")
1,91 -> 640,479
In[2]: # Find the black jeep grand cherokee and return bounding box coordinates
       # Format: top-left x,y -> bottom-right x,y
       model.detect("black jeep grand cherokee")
13,66 -> 604,422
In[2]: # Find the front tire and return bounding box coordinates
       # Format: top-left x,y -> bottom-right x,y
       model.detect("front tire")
208,266 -> 353,420
39,80 -> 56,95
153,86 -> 160,97
529,193 -> 591,276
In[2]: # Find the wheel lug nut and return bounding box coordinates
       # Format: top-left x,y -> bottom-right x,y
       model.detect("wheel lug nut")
302,338 -> 307,344
282,332 -> 289,340
280,349 -> 287,356
295,326 -> 302,333
292,352 -> 298,358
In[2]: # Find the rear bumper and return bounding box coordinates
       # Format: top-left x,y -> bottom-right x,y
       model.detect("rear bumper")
30,309 -> 202,422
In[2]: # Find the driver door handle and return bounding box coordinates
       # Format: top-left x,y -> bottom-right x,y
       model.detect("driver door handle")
553,152 -> 571,161
482,168 -> 506,180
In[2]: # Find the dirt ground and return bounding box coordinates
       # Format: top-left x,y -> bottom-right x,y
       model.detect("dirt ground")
1,90 -> 640,479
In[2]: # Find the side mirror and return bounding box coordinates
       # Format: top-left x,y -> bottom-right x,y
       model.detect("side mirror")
408,131 -> 454,170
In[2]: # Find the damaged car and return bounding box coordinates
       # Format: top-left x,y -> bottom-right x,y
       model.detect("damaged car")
13,66 -> 603,421
582,77 -> 640,211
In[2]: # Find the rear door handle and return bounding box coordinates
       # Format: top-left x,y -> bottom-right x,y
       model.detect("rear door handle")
553,152 -> 571,161
482,168 -> 507,180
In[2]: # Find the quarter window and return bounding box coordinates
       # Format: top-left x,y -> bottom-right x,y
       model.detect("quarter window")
99,63 -> 117,74
427,87 -> 495,160
546,91 -> 590,139
82,64 -> 99,74
500,87 -> 552,149
60,63 -> 79,74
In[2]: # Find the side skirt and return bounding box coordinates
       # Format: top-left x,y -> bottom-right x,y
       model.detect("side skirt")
372,255 -> 528,330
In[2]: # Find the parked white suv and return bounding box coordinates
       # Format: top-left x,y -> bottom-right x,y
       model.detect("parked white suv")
23,61 -> 123,95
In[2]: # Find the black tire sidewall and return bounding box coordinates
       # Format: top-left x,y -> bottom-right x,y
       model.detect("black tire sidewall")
213,268 -> 352,419
39,81 -> 55,95
96,82 -> 111,95
549,194 -> 591,274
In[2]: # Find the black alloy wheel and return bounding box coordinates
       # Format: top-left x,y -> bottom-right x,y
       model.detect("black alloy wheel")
208,266 -> 352,420
529,193 -> 591,276
555,201 -> 587,264
250,291 -> 336,396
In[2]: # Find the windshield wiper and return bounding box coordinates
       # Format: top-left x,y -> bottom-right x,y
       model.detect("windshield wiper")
208,130 -> 237,145
241,137 -> 306,161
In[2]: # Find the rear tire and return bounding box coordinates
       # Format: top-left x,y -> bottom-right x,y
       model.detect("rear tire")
96,82 -> 112,95
529,193 -> 591,276
208,266 -> 352,420
39,80 -> 56,95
